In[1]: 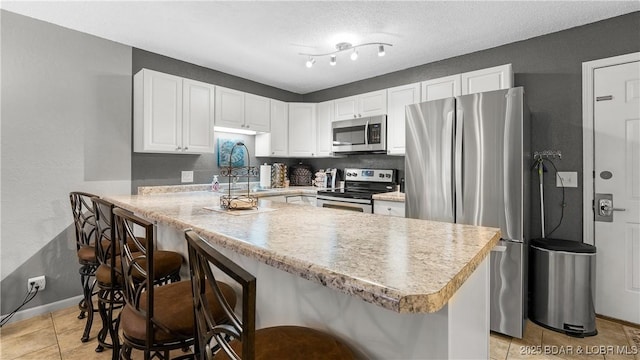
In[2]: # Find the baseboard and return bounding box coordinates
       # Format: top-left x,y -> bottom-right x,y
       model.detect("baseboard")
1,295 -> 83,325
596,313 -> 640,328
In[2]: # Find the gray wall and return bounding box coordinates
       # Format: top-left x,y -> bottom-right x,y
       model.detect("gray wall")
131,49 -> 303,193
1,10 -> 132,314
301,12 -> 640,242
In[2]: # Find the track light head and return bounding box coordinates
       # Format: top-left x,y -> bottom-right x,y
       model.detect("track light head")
378,45 -> 385,57
330,55 -> 337,66
305,57 -> 315,68
350,49 -> 358,61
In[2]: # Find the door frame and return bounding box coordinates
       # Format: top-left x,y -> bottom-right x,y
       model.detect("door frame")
582,52 -> 640,246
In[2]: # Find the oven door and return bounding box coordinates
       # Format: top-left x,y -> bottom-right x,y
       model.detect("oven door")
331,116 -> 386,153
316,196 -> 372,213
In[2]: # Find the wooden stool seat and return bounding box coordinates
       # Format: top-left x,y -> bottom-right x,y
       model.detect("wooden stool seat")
213,325 -> 355,360
120,280 -> 235,344
77,245 -> 98,263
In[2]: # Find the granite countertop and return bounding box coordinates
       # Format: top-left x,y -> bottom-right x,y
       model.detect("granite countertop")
372,191 -> 406,202
106,190 -> 499,314
138,184 -> 320,196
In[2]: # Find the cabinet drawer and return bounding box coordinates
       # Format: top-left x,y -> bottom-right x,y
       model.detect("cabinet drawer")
374,200 -> 405,217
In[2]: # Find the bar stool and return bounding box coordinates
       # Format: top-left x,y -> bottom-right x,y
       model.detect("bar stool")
93,199 -> 184,357
114,209 -> 236,360
185,230 -> 356,360
69,191 -> 100,343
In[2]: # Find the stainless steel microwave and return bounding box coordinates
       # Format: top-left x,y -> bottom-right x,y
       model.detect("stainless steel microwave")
331,115 -> 387,154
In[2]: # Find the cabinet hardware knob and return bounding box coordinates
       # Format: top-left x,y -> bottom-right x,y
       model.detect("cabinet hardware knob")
272,152 -> 275,155
246,125 -> 250,128
240,124 -> 245,128
176,147 -> 182,150
184,147 -> 188,151
387,207 -> 392,211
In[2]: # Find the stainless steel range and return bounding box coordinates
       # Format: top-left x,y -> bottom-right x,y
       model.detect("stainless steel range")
316,168 -> 397,213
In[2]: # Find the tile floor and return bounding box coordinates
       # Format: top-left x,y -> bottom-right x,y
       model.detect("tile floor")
0,304 -> 638,359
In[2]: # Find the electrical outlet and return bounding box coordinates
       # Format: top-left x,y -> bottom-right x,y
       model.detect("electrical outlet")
181,171 -> 194,183
556,171 -> 578,188
27,275 -> 45,293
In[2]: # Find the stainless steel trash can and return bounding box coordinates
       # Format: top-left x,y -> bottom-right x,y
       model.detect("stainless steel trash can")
529,238 -> 597,337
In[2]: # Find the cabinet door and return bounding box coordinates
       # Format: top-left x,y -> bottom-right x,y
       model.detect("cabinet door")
421,74 -> 462,102
182,78 -> 215,153
270,100 -> 288,156
315,100 -> 334,157
288,103 -> 317,157
245,93 -> 271,132
358,89 -> 387,117
255,100 -> 288,157
461,64 -> 513,95
334,96 -> 358,120
215,86 -> 245,129
387,83 -> 420,155
134,69 -> 183,153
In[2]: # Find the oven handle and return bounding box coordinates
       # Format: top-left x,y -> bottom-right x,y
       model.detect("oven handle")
317,198 -> 372,213
316,195 -> 371,205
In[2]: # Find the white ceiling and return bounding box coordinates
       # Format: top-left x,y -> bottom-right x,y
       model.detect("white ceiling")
2,1 -> 638,94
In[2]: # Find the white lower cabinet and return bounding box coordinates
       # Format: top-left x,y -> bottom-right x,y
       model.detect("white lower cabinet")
374,200 -> 405,217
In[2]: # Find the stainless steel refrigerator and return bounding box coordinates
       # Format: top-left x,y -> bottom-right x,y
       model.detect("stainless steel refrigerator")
405,87 -> 530,338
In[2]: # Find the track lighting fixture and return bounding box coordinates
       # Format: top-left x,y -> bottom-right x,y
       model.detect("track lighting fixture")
299,41 -> 392,67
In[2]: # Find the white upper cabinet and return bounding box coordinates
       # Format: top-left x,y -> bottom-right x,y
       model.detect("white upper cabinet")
421,74 -> 462,102
461,64 -> 513,95
214,86 -> 244,128
215,86 -> 270,132
316,100 -> 334,157
334,89 -> 387,120
288,103 -> 317,157
134,69 -> 214,154
387,83 -> 421,156
255,100 -> 288,157
244,93 -> 271,132
182,78 -> 216,153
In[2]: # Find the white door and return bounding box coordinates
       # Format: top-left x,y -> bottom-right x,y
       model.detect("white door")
316,100 -> 334,157
270,100 -> 288,156
421,74 -> 461,102
182,78 -> 215,154
215,86 -> 245,129
245,93 -> 271,132
358,89 -> 387,117
288,103 -> 316,157
387,83 -> 420,155
461,64 -> 513,95
593,60 -> 640,324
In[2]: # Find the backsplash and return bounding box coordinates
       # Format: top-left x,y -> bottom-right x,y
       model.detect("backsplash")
257,154 -> 406,185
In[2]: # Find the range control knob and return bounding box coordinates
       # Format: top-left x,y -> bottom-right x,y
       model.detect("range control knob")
379,174 -> 385,178
385,174 -> 391,178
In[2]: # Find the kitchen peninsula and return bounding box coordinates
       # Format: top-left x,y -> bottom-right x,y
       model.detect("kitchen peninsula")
106,188 -> 500,359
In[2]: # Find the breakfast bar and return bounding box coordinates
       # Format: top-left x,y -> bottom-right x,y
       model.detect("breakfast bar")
106,189 -> 500,359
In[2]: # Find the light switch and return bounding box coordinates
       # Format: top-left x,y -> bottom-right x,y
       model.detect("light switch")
181,171 -> 194,183
556,171 -> 577,187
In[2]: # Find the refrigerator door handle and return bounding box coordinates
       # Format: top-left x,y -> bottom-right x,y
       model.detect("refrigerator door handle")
455,109 -> 464,216
445,110 -> 455,218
